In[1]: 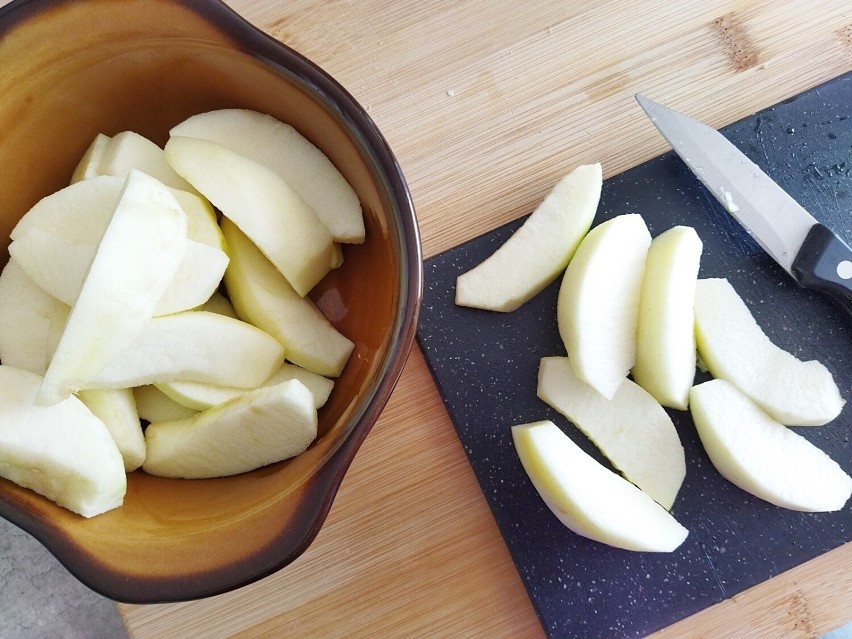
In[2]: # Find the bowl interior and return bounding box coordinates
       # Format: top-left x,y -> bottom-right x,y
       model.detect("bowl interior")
0,0 -> 418,601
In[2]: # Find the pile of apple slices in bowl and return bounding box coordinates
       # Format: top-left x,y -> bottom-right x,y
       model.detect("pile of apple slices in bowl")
0,109 -> 364,518
457,164 -> 850,553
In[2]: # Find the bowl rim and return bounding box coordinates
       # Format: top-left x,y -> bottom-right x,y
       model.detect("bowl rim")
0,0 -> 424,603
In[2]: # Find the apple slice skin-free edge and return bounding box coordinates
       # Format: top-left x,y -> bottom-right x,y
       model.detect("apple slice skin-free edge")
512,420 -> 688,552
632,225 -> 703,410
557,213 -> 652,400
0,366 -> 126,518
455,163 -> 602,312
694,278 -> 844,426
143,379 -> 317,479
537,356 -> 685,510
690,379 -> 852,512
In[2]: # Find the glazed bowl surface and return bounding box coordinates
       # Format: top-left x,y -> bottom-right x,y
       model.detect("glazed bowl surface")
0,0 -> 422,603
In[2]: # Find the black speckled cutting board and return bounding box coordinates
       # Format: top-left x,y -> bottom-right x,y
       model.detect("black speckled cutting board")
416,73 -> 852,639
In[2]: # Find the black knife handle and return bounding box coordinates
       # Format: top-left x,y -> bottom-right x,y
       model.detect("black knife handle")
791,223 -> 852,317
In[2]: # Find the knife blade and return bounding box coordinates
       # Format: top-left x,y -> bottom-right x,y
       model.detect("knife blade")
635,94 -> 852,316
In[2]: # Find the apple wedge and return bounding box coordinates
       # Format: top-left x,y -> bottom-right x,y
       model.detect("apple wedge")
170,108 -> 365,243
157,362 -> 334,411
537,356 -> 685,509
70,133 -> 111,183
0,365 -> 126,517
512,420 -> 688,552
133,385 -> 198,423
143,379 -> 317,479
557,213 -> 652,399
221,219 -> 353,377
84,311 -> 285,390
165,135 -> 334,296
37,171 -> 188,405
97,130 -> 198,193
77,388 -> 145,471
0,260 -> 68,375
455,164 -> 601,312
690,379 -> 851,512
694,278 -> 844,426
632,226 -> 703,410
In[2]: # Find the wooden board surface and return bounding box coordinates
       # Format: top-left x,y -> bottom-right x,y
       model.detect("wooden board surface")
120,1 -> 852,637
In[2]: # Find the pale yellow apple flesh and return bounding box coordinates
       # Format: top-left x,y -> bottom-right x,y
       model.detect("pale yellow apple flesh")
133,385 -> 198,423
694,278 -> 844,426
170,108 -> 364,243
512,420 -> 688,552
632,226 -> 703,410
221,218 -> 353,377
537,356 -> 685,510
0,365 -> 126,517
37,171 -> 188,405
690,379 -> 851,512
97,130 -> 198,193
84,311 -> 285,390
164,135 -> 333,296
70,133 -> 111,183
456,163 -> 602,312
77,388 -> 145,472
143,379 -> 317,479
557,213 -> 652,399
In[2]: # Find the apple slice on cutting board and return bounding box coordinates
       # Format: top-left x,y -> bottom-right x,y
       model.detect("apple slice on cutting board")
537,356 -> 685,509
512,420 -> 688,552
455,163 -> 601,312
0,365 -> 126,517
143,379 -> 317,479
632,225 -> 703,410
690,379 -> 851,512
694,278 -> 844,426
170,108 -> 365,244
557,213 -> 652,399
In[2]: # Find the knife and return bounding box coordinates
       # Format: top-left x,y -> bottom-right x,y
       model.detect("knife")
635,94 -> 852,316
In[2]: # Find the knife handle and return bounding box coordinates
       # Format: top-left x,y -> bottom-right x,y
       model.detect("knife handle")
791,223 -> 852,317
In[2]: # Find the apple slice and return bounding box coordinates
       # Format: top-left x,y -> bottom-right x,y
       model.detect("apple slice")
77,388 -> 145,471
143,379 -> 318,479
70,133 -> 111,183
694,278 -> 844,426
170,108 -> 364,243
557,213 -> 652,399
455,164 -> 601,312
37,171 -> 188,405
133,385 -> 198,423
165,135 -> 334,296
199,290 -> 238,318
0,365 -> 126,517
157,362 -> 334,411
690,379 -> 851,512
84,311 -> 285,390
221,219 -> 353,377
97,130 -> 197,193
537,356 -> 685,509
0,260 -> 68,375
512,420 -> 688,552
632,226 -> 703,410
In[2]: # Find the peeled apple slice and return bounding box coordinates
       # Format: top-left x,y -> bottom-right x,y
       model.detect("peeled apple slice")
694,278 -> 844,425
455,163 -> 602,312
97,131 -> 198,193
37,171 -> 188,405
512,420 -> 688,552
70,133 -> 111,183
165,135 -> 333,296
143,379 -> 318,479
690,379 -> 852,512
537,356 -> 685,509
84,311 -> 285,390
170,108 -> 365,243
221,218 -> 353,377
556,213 -> 652,399
77,388 -> 145,471
133,385 -> 198,423
632,226 -> 703,410
0,365 -> 126,517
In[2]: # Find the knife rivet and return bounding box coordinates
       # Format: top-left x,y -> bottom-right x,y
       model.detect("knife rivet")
837,260 -> 852,280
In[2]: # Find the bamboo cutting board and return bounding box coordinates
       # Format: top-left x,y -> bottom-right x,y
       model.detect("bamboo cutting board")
120,1 -> 852,637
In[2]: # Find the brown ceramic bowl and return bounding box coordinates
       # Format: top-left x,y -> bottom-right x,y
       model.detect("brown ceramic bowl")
0,0 -> 421,603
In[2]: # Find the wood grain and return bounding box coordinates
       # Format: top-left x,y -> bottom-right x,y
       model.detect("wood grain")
119,1 -> 852,637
